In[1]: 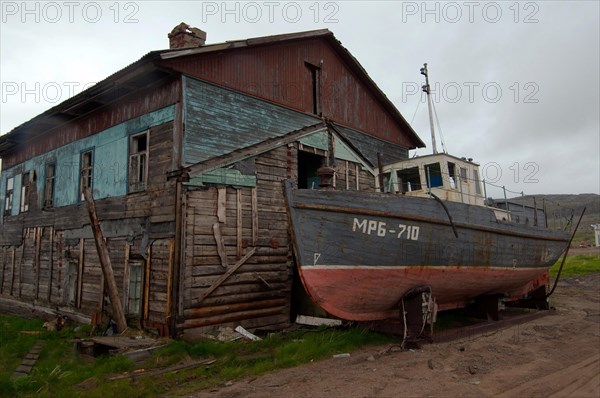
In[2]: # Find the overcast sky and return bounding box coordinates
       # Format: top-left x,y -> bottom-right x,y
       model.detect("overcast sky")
1,1 -> 598,197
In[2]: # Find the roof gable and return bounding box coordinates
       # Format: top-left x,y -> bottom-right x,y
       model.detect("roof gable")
157,30 -> 424,149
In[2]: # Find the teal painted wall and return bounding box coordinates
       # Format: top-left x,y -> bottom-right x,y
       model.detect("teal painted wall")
0,105 -> 175,218
183,76 -> 321,166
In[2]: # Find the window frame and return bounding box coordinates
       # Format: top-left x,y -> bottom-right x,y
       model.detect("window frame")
20,172 -> 30,213
126,260 -> 144,316
79,149 -> 94,201
43,162 -> 56,209
128,130 -> 149,193
4,177 -> 14,216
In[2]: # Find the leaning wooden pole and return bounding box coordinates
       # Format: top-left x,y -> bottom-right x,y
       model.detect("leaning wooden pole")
84,188 -> 128,333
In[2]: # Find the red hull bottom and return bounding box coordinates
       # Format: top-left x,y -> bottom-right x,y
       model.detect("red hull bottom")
299,266 -> 549,321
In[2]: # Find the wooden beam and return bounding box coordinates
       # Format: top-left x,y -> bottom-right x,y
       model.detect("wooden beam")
251,187 -> 258,246
123,242 -> 130,312
143,245 -> 151,322
236,189 -> 243,258
10,247 -> 15,296
0,247 -> 5,294
83,188 -> 128,333
165,239 -> 174,321
18,239 -> 25,298
217,187 -> 226,223
47,227 -> 54,303
77,238 -> 84,309
213,223 -> 229,268
196,247 -> 256,305
34,227 -> 42,300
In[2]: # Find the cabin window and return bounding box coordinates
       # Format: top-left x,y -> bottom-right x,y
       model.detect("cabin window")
447,162 -> 458,189
44,163 -> 56,209
129,131 -> 149,192
305,62 -> 321,115
79,150 -> 93,201
20,172 -> 30,212
473,169 -> 482,195
4,177 -> 14,216
298,151 -> 324,189
397,166 -> 422,193
126,261 -> 144,315
425,163 -> 443,188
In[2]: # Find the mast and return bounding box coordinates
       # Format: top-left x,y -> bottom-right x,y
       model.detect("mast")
420,63 -> 438,154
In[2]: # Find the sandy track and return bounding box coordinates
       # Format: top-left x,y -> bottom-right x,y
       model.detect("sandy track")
188,273 -> 600,398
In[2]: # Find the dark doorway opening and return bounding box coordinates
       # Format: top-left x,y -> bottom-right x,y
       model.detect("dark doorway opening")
298,151 -> 324,189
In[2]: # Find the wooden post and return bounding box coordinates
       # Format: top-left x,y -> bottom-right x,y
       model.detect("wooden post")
165,239 -> 174,321
77,239 -> 84,309
251,187 -> 258,246
83,188 -> 127,333
236,189 -> 243,258
213,223 -> 229,268
10,247 -> 15,296
47,227 -> 54,303
34,227 -> 42,300
143,245 -> 151,322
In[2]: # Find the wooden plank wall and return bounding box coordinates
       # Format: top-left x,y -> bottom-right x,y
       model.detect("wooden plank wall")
181,145 -> 294,339
0,120 -> 177,331
0,227 -> 173,329
180,143 -> 374,339
333,160 -> 376,192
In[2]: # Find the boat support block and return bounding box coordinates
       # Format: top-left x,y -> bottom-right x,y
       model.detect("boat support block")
400,286 -> 435,348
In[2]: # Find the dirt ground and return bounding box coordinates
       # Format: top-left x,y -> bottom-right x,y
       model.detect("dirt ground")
189,269 -> 600,398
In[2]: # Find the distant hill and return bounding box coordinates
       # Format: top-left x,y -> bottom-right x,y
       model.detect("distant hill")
504,193 -> 599,245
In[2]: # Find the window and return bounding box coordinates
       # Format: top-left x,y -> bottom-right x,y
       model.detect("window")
298,151 -> 324,189
44,163 -> 56,208
127,261 -> 144,315
425,162 -> 443,188
397,166 -> 422,193
129,132 -> 148,192
448,162 -> 458,189
80,150 -> 93,200
460,167 -> 468,181
305,62 -> 322,115
20,172 -> 30,212
4,177 -> 14,215
473,168 -> 482,195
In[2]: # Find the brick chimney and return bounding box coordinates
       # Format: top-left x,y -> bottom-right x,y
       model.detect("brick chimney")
168,22 -> 206,49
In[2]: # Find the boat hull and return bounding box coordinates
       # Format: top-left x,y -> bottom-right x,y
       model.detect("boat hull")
284,181 -> 570,321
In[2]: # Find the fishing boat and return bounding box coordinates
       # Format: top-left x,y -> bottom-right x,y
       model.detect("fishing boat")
284,64 -> 573,334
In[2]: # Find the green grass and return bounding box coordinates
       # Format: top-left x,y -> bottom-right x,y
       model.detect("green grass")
550,254 -> 600,278
0,317 -> 394,397
0,317 -> 136,397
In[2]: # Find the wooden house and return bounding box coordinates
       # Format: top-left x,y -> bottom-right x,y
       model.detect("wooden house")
0,24 -> 424,339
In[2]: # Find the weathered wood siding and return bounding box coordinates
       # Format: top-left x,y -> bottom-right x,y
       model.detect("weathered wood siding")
183,76 -> 320,165
162,38 -> 418,148
0,114 -> 179,333
1,78 -> 180,170
180,140 -> 375,339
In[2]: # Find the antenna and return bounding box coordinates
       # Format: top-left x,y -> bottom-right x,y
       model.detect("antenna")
420,63 -> 438,154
